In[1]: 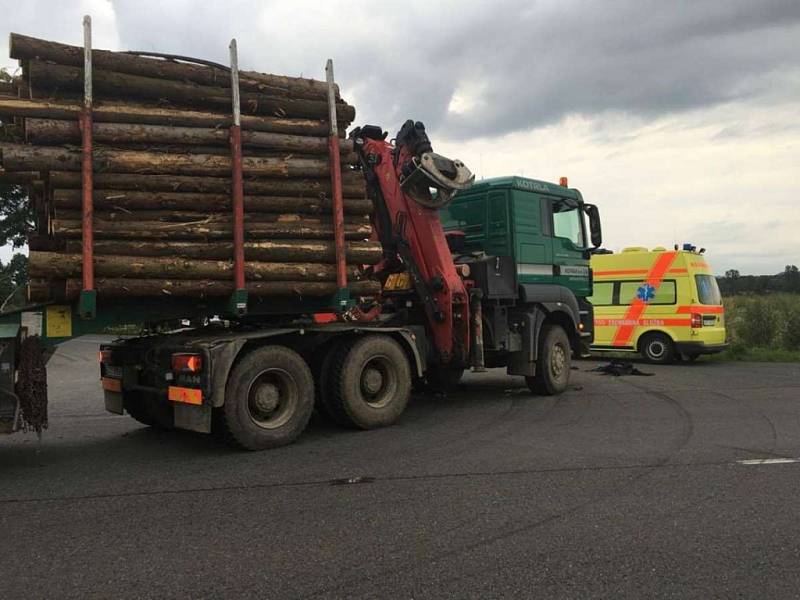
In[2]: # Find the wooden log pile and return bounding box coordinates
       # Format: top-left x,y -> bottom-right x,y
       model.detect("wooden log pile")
0,33 -> 380,302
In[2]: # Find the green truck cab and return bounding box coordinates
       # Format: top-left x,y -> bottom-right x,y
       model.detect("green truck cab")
440,176 -> 602,382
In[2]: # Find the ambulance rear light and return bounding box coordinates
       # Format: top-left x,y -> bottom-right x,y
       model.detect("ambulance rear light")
171,353 -> 203,373
691,313 -> 703,328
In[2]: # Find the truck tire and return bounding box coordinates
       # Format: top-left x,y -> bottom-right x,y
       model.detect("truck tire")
640,333 -> 675,364
220,345 -> 314,450
326,334 -> 411,429
124,393 -> 174,430
526,324 -> 571,396
312,338 -> 349,425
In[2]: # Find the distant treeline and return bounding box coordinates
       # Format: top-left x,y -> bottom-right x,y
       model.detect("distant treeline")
717,265 -> 800,296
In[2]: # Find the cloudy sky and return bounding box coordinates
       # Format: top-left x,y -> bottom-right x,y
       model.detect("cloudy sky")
2,0 -> 798,274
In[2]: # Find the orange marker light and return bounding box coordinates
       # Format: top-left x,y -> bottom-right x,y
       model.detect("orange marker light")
171,353 -> 202,373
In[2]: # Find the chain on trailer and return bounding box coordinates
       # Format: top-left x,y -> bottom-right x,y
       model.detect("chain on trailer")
16,336 -> 48,434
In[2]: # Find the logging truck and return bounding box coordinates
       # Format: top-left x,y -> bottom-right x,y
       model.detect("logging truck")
0,119 -> 602,448
0,26 -> 602,448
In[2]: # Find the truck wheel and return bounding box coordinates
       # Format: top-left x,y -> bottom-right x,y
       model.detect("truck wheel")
640,333 -> 675,364
220,345 -> 314,450
425,366 -> 464,393
526,324 -> 571,395
124,394 -> 174,430
313,338 -> 349,426
326,335 -> 411,429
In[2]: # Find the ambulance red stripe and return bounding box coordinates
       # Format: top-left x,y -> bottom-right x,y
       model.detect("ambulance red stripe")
676,305 -> 725,314
594,267 -> 687,277
610,251 -> 678,347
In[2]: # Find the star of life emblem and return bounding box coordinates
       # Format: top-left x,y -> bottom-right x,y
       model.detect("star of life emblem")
637,283 -> 656,302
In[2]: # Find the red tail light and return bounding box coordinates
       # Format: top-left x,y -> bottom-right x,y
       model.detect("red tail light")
172,353 -> 203,373
99,349 -> 112,363
691,313 -> 703,328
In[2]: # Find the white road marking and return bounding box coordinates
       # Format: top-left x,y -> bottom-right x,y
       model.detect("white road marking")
737,458 -> 799,465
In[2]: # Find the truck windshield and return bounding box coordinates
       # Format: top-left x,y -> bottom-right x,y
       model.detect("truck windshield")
553,203 -> 585,247
695,275 -> 722,305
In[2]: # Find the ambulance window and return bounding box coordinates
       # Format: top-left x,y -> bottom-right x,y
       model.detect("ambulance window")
619,281 -> 677,305
589,282 -> 614,306
695,275 -> 722,305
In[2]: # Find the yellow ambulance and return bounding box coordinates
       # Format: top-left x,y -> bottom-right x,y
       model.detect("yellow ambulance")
589,245 -> 727,363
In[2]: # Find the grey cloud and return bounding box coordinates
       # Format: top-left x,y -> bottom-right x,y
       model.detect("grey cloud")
3,0 -> 800,140
107,0 -> 800,140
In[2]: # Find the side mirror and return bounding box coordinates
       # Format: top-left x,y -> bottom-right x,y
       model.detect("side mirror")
584,204 -> 602,248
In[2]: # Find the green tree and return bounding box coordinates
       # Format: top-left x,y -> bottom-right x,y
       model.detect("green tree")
724,269 -> 740,294
0,183 -> 34,249
0,69 -> 34,250
784,265 -> 800,293
0,253 -> 28,310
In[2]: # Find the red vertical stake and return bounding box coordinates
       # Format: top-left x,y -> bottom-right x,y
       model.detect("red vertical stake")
229,40 -> 246,307
81,15 -> 94,294
230,124 -> 245,291
325,60 -> 348,298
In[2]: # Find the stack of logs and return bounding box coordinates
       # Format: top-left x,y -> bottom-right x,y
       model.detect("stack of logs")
0,33 -> 382,302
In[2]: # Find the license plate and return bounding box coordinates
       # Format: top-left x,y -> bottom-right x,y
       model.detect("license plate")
105,365 -> 123,379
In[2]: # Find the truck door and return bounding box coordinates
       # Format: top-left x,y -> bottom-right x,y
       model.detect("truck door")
548,196 -> 591,297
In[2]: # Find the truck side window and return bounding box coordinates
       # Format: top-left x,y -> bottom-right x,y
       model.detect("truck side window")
552,203 -> 585,247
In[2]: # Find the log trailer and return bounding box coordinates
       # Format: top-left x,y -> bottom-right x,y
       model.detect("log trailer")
0,118 -> 602,448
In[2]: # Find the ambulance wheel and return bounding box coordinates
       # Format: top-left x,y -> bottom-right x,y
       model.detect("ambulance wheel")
640,333 -> 675,364
220,345 -> 314,450
325,335 -> 411,429
526,324 -> 571,396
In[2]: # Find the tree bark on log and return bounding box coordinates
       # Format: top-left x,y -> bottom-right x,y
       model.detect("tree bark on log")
0,169 -> 40,184
61,239 -> 383,263
24,61 -> 356,122
0,143 -> 347,177
10,33 -> 336,101
28,278 -> 62,303
53,208 -> 369,225
24,118 -> 355,157
50,218 -> 372,240
51,188 -> 372,214
28,251 -> 362,281
70,143 -> 355,161
46,171 -> 366,197
58,278 -> 381,300
0,97 -> 336,136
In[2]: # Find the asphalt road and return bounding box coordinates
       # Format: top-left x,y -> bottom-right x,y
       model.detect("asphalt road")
1,337 -> 800,599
